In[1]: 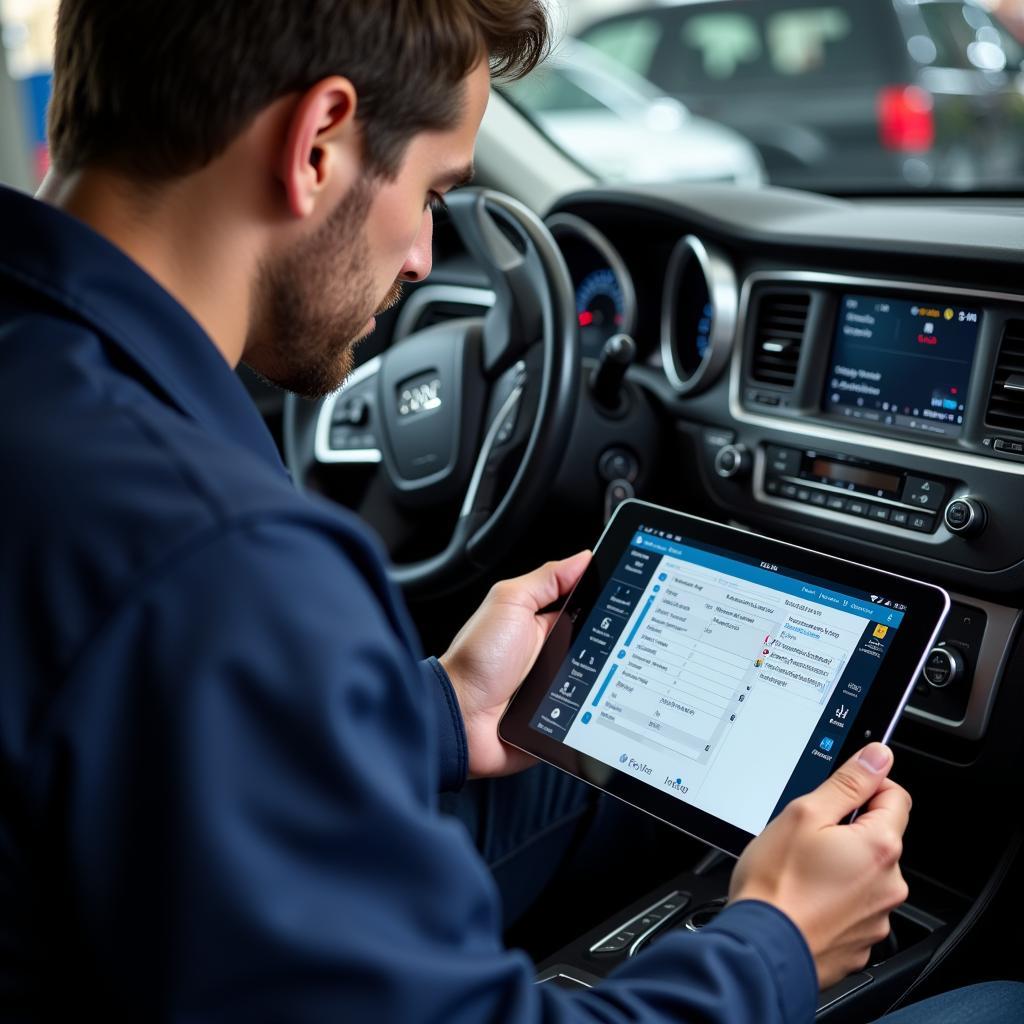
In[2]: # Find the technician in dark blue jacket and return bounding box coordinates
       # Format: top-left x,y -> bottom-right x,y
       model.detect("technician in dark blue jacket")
0,2 -> 928,1021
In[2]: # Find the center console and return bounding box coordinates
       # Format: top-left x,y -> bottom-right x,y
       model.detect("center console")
535,853 -> 960,1022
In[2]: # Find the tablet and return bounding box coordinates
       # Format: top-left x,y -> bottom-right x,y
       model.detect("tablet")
499,500 -> 950,856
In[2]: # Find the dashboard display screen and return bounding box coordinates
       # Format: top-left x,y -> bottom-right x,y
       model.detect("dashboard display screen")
824,294 -> 981,438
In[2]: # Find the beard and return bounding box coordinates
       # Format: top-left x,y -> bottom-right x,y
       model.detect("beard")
244,177 -> 404,399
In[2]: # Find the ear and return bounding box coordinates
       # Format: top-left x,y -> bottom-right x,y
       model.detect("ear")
279,76 -> 361,219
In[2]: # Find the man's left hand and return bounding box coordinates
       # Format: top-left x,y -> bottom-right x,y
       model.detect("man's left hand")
439,551 -> 591,779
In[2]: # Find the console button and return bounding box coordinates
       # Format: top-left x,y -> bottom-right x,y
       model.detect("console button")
868,505 -> 890,522
591,930 -> 637,956
944,497 -> 987,537
782,483 -> 799,499
890,509 -> 910,527
796,488 -> 811,503
826,496 -> 847,512
907,512 -> 936,533
765,478 -> 781,496
994,438 -> 1024,455
765,445 -> 802,477
809,491 -> 828,507
902,476 -> 946,512
846,500 -> 869,517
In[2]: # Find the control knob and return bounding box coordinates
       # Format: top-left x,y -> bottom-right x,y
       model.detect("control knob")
943,497 -> 986,537
714,444 -> 751,480
921,644 -> 965,690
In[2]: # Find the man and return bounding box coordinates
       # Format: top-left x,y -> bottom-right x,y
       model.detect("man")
2,2 -> 1018,1021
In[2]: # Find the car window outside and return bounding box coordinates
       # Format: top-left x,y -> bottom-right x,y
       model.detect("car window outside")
546,0 -> 1024,194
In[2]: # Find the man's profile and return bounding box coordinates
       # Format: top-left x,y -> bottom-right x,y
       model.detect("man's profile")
1,2 -> 1021,1022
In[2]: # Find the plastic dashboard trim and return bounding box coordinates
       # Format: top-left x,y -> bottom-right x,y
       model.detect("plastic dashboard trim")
729,270 -> 1024,476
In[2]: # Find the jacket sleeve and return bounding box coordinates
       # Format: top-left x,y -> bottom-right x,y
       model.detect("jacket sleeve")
45,515 -> 817,1023
420,656 -> 468,793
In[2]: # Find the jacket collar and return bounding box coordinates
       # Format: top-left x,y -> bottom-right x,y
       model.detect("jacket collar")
0,185 -> 286,474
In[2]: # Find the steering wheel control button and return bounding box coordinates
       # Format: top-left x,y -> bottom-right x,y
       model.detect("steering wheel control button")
901,475 -> 946,511
713,443 -> 750,479
922,645 -> 964,689
944,497 -> 986,536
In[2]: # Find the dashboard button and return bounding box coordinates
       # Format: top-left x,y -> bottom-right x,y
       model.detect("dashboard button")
796,488 -> 811,503
902,476 -> 946,511
868,505 -> 890,522
809,491 -> 828,507
890,510 -> 910,527
782,483 -> 799,499
944,497 -> 987,536
993,438 -> 1024,455
765,478 -> 781,495
754,393 -> 780,407
847,500 -> 869,517
765,445 -> 802,476
826,496 -> 847,512
704,428 -> 736,450
907,512 -> 936,533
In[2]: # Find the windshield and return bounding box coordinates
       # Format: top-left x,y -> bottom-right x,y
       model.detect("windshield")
504,0 -> 1024,194
3,0 -> 1024,195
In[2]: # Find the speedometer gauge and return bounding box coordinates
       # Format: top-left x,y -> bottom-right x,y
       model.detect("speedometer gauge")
576,269 -> 625,347
546,213 -> 637,359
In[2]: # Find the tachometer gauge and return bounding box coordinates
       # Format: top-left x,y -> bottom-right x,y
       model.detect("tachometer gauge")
576,268 -> 626,346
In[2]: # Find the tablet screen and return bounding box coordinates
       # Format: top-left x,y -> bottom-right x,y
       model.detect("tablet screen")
528,524 -> 909,836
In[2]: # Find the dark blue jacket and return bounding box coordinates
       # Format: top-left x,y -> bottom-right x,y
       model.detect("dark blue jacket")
0,185 -> 816,1022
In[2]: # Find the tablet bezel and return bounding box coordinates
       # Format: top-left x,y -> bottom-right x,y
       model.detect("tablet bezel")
499,499 -> 950,857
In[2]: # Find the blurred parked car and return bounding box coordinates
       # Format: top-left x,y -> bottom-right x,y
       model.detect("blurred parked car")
577,0 -> 1024,191
501,38 -> 765,186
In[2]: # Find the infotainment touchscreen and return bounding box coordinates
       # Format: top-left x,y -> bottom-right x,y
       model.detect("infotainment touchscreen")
500,502 -> 950,855
824,293 -> 981,438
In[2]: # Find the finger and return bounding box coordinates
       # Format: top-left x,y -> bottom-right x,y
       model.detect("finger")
499,551 -> 592,613
853,777 -> 912,837
802,744 -> 894,824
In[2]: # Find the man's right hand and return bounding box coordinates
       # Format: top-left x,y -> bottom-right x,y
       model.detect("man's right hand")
728,743 -> 911,990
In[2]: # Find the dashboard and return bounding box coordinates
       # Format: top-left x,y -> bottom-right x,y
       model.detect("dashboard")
400,184 -> 1024,751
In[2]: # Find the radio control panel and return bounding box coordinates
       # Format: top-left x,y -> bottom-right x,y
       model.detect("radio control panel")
758,445 -> 960,537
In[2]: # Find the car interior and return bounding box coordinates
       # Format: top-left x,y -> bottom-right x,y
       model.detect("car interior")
3,1 -> 1023,1020
272,83 -> 1024,1020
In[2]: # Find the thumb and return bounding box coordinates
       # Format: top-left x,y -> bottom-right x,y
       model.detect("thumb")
507,551 -> 592,612
803,743 -> 894,824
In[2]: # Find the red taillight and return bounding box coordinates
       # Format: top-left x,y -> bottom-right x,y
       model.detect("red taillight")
878,85 -> 935,152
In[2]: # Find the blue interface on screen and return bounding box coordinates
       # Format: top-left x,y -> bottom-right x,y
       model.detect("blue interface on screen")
530,529 -> 908,835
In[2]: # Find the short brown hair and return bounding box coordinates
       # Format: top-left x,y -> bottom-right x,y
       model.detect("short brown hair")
48,0 -> 549,180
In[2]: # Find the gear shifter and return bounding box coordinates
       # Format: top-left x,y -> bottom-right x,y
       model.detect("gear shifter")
591,333 -> 637,413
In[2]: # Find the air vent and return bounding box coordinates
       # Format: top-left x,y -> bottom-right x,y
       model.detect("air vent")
750,292 -> 811,389
985,319 -> 1024,432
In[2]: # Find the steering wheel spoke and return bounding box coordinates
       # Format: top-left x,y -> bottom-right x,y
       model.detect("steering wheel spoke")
285,188 -> 579,597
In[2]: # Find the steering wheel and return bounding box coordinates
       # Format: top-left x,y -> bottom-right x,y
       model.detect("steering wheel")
283,189 -> 580,598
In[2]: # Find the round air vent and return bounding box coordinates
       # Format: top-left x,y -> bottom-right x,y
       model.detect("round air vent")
661,235 -> 738,395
